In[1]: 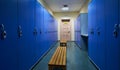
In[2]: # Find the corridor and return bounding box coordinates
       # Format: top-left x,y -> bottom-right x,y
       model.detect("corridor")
0,0 -> 120,70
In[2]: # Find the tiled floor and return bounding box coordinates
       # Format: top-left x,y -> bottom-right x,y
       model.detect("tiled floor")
32,42 -> 97,70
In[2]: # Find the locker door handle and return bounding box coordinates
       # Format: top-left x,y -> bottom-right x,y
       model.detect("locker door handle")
113,30 -> 118,38
33,27 -> 37,36
97,31 -> 100,35
68,31 -> 70,33
113,24 -> 119,38
97,28 -> 100,35
40,30 -> 42,34
0,24 -> 7,40
17,25 -> 22,38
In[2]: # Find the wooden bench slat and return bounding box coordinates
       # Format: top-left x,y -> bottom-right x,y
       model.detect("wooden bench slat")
58,47 -> 63,65
53,47 -> 60,64
55,47 -> 62,65
49,47 -> 59,64
63,47 -> 66,65
49,47 -> 60,65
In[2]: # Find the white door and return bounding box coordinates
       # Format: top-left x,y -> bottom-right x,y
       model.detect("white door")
60,20 -> 71,41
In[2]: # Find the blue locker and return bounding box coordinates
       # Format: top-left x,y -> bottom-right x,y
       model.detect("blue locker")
105,0 -> 120,69
17,0 -> 36,69
43,8 -> 48,53
0,0 -> 18,70
119,0 -> 120,57
35,1 -> 42,60
40,5 -> 45,54
88,0 -> 98,64
96,0 -> 106,69
80,13 -> 88,50
75,16 -> 81,46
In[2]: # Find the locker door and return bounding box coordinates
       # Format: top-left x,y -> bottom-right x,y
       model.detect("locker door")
17,0 -> 36,69
105,0 -> 120,69
35,0 -> 42,60
75,16 -> 80,46
39,6 -> 45,55
119,0 -> 120,68
96,0 -> 106,69
0,0 -> 18,70
41,8 -> 49,54
88,0 -> 98,63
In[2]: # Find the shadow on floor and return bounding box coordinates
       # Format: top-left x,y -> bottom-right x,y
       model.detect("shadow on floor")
32,42 -> 97,70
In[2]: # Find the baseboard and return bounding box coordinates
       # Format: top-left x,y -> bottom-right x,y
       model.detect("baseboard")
88,56 -> 100,70
30,41 -> 58,70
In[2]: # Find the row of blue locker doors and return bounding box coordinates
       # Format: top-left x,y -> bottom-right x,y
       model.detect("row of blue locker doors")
88,0 -> 120,70
0,0 -> 57,70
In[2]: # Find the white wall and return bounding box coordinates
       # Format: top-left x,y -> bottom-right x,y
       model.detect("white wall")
79,0 -> 89,13
53,12 -> 79,41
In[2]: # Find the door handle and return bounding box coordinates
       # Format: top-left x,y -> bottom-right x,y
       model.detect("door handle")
68,31 -> 70,33
0,24 -> 7,40
18,25 -> 22,38
33,27 -> 37,36
113,24 -> 119,38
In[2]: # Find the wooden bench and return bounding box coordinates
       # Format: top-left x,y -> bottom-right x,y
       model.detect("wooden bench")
60,40 -> 67,46
48,46 -> 66,70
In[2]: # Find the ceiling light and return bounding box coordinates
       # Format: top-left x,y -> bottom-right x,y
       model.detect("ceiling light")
62,5 -> 69,11
61,17 -> 70,19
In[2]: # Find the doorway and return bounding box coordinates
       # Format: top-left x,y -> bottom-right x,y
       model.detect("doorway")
60,19 -> 71,41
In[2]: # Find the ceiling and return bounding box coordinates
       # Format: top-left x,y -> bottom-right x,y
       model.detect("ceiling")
43,0 -> 87,12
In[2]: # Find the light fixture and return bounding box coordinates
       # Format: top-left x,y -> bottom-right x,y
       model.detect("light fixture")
61,17 -> 70,19
61,5 -> 69,11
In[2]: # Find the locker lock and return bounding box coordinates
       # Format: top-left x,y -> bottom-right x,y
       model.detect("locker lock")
113,24 -> 119,38
40,29 -> 42,34
17,25 -> 22,38
0,24 -> 7,40
97,27 -> 100,35
33,27 -> 37,36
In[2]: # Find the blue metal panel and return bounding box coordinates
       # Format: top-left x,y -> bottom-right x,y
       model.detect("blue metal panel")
105,0 -> 120,69
17,0 -> 36,69
88,0 -> 98,64
0,0 -> 18,70
75,16 -> 81,46
35,1 -> 42,61
96,0 -> 106,69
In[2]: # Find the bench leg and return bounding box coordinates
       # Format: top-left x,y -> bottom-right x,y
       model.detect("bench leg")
63,66 -> 66,70
49,66 -> 53,70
